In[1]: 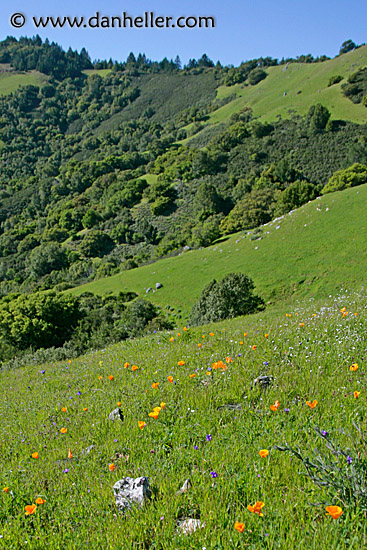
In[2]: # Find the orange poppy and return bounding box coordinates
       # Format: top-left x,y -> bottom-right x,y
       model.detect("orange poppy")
239,341 -> 243,345
3,487 -> 9,493
25,504 -> 37,515
148,412 -> 159,419
326,505 -> 343,519
234,522 -> 245,533
35,498 -> 45,505
183,327 -> 188,332
244,332 -> 248,337
177,333 -> 181,337
117,402 -> 122,407
61,407 -> 67,412
169,337 -> 175,342
265,333 -> 269,339
202,335 -> 205,339
247,501 -> 265,516
153,406 -> 161,413
138,421 -> 146,430
68,449 -> 73,459
167,376 -> 173,383
350,363 -> 358,371
132,365 -> 139,371
108,375 -> 114,381
226,357 -> 233,363
306,400 -> 318,409
270,400 -> 280,411
206,371 -> 211,376
60,428 -> 67,434
190,374 -> 196,378
354,391 -> 360,399
98,376 -> 102,380
83,407 -> 88,412
109,464 -> 116,472
252,345 -> 257,351
209,332 -> 214,336
177,361 -> 185,366
259,449 -> 269,458
299,323 -> 304,327
32,452 -> 39,459
151,382 -> 159,389
198,343 -> 202,348
124,362 -> 130,368
160,402 -> 166,410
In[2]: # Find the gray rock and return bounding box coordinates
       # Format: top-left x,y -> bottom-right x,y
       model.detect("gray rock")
109,408 -> 124,422
146,288 -> 152,294
177,518 -> 205,536
113,477 -> 151,514
155,282 -> 163,289
251,375 -> 274,390
176,478 -> 191,495
183,246 -> 191,251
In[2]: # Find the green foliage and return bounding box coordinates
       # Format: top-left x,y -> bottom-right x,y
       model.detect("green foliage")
248,68 -> 267,85
29,242 -> 68,278
342,67 -> 367,104
82,209 -> 101,229
0,291 -> 81,356
307,103 -> 331,133
220,189 -> 277,234
274,180 -> 319,215
328,75 -> 343,87
322,163 -> 367,194
190,272 -> 264,325
193,182 -> 224,221
79,230 -> 114,258
339,39 -> 357,55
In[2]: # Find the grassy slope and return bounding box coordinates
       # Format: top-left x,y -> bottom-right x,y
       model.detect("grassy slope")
0,70 -> 48,96
68,184 -> 367,317
177,47 -> 367,148
1,289 -> 366,548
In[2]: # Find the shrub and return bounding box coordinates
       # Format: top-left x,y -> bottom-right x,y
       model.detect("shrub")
190,272 -> 264,325
220,189 -> 277,235
328,75 -> 343,87
248,68 -> 267,85
274,180 -> 319,215
322,163 -> 367,194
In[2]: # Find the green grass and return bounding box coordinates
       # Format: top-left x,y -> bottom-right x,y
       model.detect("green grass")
1,289 -> 366,548
83,69 -> 112,78
67,184 -> 367,318
0,70 -> 48,96
188,46 -> 367,144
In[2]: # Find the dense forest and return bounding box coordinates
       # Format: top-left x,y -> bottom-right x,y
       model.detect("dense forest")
0,36 -> 366,362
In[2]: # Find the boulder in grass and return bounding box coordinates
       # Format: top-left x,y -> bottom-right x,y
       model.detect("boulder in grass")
155,283 -> 163,289
109,408 -> 124,422
146,287 -> 152,294
251,375 -> 274,390
177,518 -> 205,536
113,477 -> 151,514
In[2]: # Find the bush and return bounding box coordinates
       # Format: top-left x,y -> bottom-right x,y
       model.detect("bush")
274,180 -> 319,215
328,75 -> 343,87
248,69 -> 267,85
220,189 -> 277,235
322,163 -> 367,194
190,272 -> 264,325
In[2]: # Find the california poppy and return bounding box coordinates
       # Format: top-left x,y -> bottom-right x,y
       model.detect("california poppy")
35,498 -> 45,505
247,501 -> 265,516
244,332 -> 248,337
209,332 -> 214,336
83,407 -> 88,411
68,449 -> 73,459
167,376 -> 173,383
132,365 -> 139,371
148,412 -> 159,419
109,464 -> 116,472
108,375 -> 114,381
252,345 -> 257,351
124,362 -> 130,368
198,343 -> 202,348
169,337 -> 175,342
259,449 -> 269,458
151,382 -> 159,389
265,333 -> 269,339
25,504 -> 37,516
350,363 -> 359,371
138,421 -> 146,430
299,323 -> 304,327
32,452 -> 39,459
306,400 -> 318,409
234,522 -> 245,533
153,406 -> 161,413
354,391 -> 360,399
3,487 -> 9,493
177,361 -> 185,366
183,327 -> 188,332
117,402 -> 122,407
325,505 -> 343,519
61,407 -> 67,412
270,400 -> 280,411
60,428 -> 67,434
160,402 -> 166,410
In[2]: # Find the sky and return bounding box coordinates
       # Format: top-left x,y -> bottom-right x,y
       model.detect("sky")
0,0 -> 366,66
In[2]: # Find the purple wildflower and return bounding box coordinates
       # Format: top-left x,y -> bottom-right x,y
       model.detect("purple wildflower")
347,455 -> 353,465
321,430 -> 328,437
194,445 -> 198,450
284,408 -> 290,413
206,434 -> 212,442
63,468 -> 69,473
210,471 -> 218,478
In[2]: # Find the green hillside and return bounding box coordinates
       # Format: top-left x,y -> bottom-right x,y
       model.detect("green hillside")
68,184 -> 367,317
0,67 -> 48,95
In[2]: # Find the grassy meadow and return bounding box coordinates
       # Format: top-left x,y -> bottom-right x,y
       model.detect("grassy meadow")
68,184 -> 367,319
0,289 -> 366,548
